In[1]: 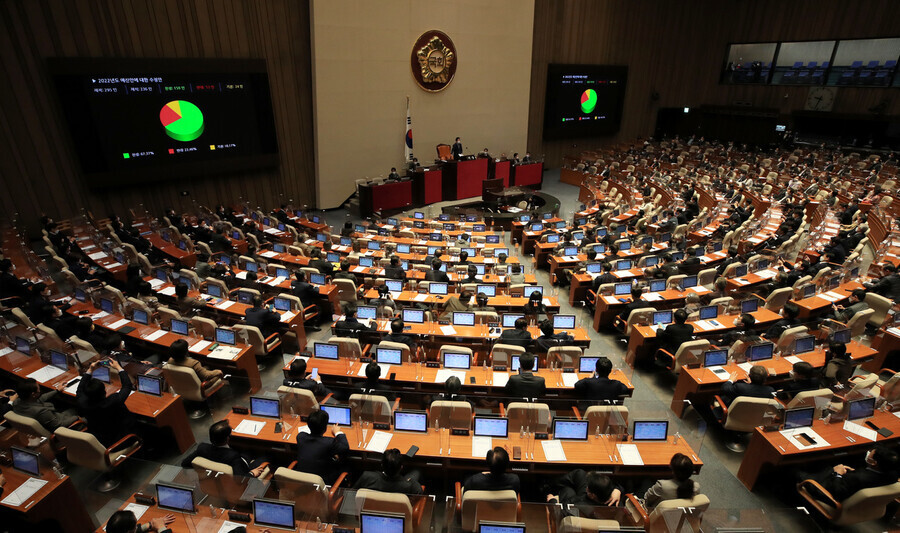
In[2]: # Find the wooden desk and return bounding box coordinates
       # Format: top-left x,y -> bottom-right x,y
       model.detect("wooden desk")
144,233 -> 196,267
592,289 -> 692,332
1,466 -> 95,533
791,281 -> 863,318
73,233 -> 127,282
360,290 -> 563,314
669,342 -> 877,417
737,410 -> 900,490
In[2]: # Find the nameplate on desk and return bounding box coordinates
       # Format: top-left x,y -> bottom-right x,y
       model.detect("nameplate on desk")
373,423 -> 390,430
452,428 -> 470,436
232,406 -> 249,414
134,493 -> 156,505
493,365 -> 507,371
426,362 -> 440,368
534,432 -> 548,440
227,511 -> 251,523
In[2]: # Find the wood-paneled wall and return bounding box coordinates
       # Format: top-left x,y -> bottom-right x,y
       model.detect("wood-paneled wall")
0,0 -> 315,236
528,0 -> 900,166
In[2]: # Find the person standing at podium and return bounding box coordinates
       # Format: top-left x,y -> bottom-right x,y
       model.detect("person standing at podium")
452,137 -> 463,160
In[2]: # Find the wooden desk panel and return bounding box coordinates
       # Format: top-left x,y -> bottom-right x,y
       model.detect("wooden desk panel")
1,467 -> 95,533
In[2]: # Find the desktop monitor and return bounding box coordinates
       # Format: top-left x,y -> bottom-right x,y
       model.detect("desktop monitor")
157,483 -> 195,513
734,265 -> 748,278
563,246 -> 578,256
357,306 -> 377,320
511,355 -> 539,372
393,411 -> 428,433
429,233 -> 442,242
475,264 -> 486,275
316,233 -> 327,242
552,419 -> 589,440
414,212 -> 424,219
698,306 -> 718,320
652,310 -> 673,325
525,286 -> 544,298
443,223 -> 455,232
367,241 -> 382,251
671,251 -> 685,262
703,349 -> 728,367
757,259 -> 770,271
218,255 -> 231,266
748,342 -> 775,361
245,261 -> 258,273
453,312 -> 476,326
250,396 -> 281,418
649,279 -> 667,293
553,314 -> 576,329
170,318 -> 189,336
359,257 -> 375,268
215,328 -> 236,346
438,214 -> 450,222
644,256 -> 659,267
397,243 -> 411,254
75,287 -> 87,302
502,314 -> 524,328
542,212 -> 553,220
555,221 -> 567,229
313,342 -> 339,360
467,215 -> 478,222
695,247 -> 705,257
741,299 -> 759,314
682,276 -> 698,289
15,336 -> 31,354
263,217 -> 271,226
253,499 -> 295,530
49,350 -> 68,371
474,224 -> 486,232
597,228 -> 608,237
659,232 -> 672,242
402,309 -> 425,323
443,352 -> 471,370
849,397 -> 876,420
616,260 -> 632,271
309,273 -> 327,285
577,217 -> 587,226
712,241 -> 724,252
321,405 -> 352,426
427,246 -> 441,256
205,284 -> 222,298
273,243 -> 287,253
619,241 -> 631,251
794,335 -> 816,355
474,417 -> 509,438
632,420 -> 669,441
340,237 -> 352,246
237,291 -> 254,304
273,297 -> 292,312
100,297 -> 114,314
386,280 -> 404,293
579,356 -> 599,373
494,247 -> 509,257
361,512 -> 407,533
833,328 -> 851,344
802,284 -> 816,298
784,407 -> 816,430
388,217 -> 399,226
92,366 -> 110,383
137,374 -> 163,396
586,263 -> 603,274
326,252 -> 340,263
232,230 -> 242,240
486,235 -> 500,244
413,221 -> 425,229
155,269 -> 169,282
477,284 -> 497,297
376,347 -> 403,365
531,224 -> 544,232
593,244 -> 606,254
11,447 -> 40,477
546,234 -> 560,244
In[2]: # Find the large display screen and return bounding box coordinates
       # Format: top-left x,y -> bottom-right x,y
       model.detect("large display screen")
543,64 -> 627,140
48,58 -> 278,187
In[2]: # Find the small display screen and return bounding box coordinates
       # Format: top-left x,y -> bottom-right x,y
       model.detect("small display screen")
699,306 -> 718,320
632,420 -> 668,441
361,513 -> 406,533
511,355 -> 538,372
273,297 -> 291,312
206,284 -> 222,298
579,357 -> 598,373
402,309 -> 425,323
784,407 -> 815,429
309,273 -> 327,285
313,342 -> 339,360
376,348 -> 403,365
157,483 -> 194,513
586,263 -> 603,273
253,499 -> 295,529
553,314 -> 576,329
443,352 -> 471,369
453,312 -> 475,326
12,447 -> 40,477
617,260 -> 632,271
357,306 -> 376,320
652,311 -> 673,325
682,276 -> 698,289
794,335 -> 816,354
15,336 -> 31,354
553,419 -> 589,440
137,374 -> 163,396
429,282 -> 448,295
502,314 -> 524,328
92,366 -> 111,383
250,396 -> 280,418
50,350 -> 69,370
741,299 -> 758,313
477,284 -> 497,297
100,298 -> 114,313
703,350 -> 728,367
833,329 -> 851,344
359,257 -> 374,267
649,279 -> 666,292
386,280 -> 403,292
525,286 -> 543,298
246,261 -> 258,273
321,405 -> 351,426
394,411 -> 428,432
132,309 -> 149,325
849,397 -> 876,420
748,342 -> 774,361
474,417 -> 509,437
170,319 -> 189,335
215,328 -> 236,345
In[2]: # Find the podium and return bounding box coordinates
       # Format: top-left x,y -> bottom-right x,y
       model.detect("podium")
441,158 -> 489,201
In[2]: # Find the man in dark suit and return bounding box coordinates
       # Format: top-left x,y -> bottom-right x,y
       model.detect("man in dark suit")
451,137 -> 463,160
830,289 -> 869,323
775,362 -> 821,401
333,304 -> 376,338
181,420 -> 267,477
424,259 -> 450,283
359,362 -> 395,399
308,249 -> 335,277
617,286 -> 652,322
0,259 -> 27,300
463,447 -> 521,493
13,378 -> 79,432
535,319 -> 575,353
353,448 -> 423,494
498,317 -> 533,349
283,358 -> 331,396
590,262 -> 617,293
867,263 -> 900,301
332,260 -> 360,286
720,365 -> 775,406
76,360 -> 136,447
294,409 -> 349,484
763,302 -> 800,340
574,357 -> 629,408
384,255 -> 406,280
801,446 -> 899,502
384,319 -> 418,353
547,469 -> 623,509
291,272 -> 320,308
504,353 -> 546,398
656,309 -> 694,355
210,226 -> 234,254
244,295 -> 282,337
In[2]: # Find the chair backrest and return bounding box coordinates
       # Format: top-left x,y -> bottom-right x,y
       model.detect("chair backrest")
697,268 -> 717,287
647,494 -> 710,532
489,343 -> 525,366
202,278 -> 229,297
672,340 -> 710,374
583,405 -> 629,435
460,489 -> 518,532
438,345 -> 474,362
329,336 -> 363,359
4,411 -> 52,439
273,467 -> 329,519
765,287 -> 793,310
377,341 -> 412,362
69,335 -> 100,357
811,266 -> 831,285
474,311 -> 499,324
192,456 -> 248,507
277,386 -> 320,417
505,402 -> 550,433
191,316 -> 218,340
625,308 -> 653,334
559,516 -> 620,533
11,307 -> 35,329
547,346 -> 582,368
162,363 -> 204,401
156,306 -> 183,329
864,293 -> 892,327
348,394 -> 393,425
847,309 -> 874,337
786,388 -> 834,419
234,324 -> 271,356
723,398 -> 782,432
666,274 -> 686,290
35,323 -> 61,342
55,427 -> 108,471
333,278 -> 358,303
776,326 -> 809,353
356,489 -> 414,533
430,400 -> 472,430
834,481 -> 900,526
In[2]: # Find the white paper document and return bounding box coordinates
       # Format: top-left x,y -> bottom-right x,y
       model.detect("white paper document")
235,271 -> 248,280
107,262 -> 123,269
216,300 -> 236,310
541,439 -> 567,461
1,478 -> 48,506
159,286 -> 177,296
91,311 -> 109,320
260,251 -> 279,258
208,346 -> 242,360
781,428 -> 830,450
365,430 -> 393,453
693,320 -> 713,331
88,251 -> 107,260
108,318 -> 131,330
843,420 -> 878,442
440,325 -> 457,335
603,296 -> 621,305
27,365 -> 66,383
616,443 -> 645,465
280,311 -> 296,323
233,419 -> 265,436
413,294 -> 429,302
737,362 -> 754,373
123,503 -> 149,521
542,298 -> 553,306
190,339 -> 212,352
688,286 -> 709,293
0,347 -> 13,357
708,366 -> 730,380
491,372 -> 510,387
143,330 -> 168,342
64,378 -> 82,394
561,373 -> 579,387
642,292 -> 663,301
148,278 -> 165,288
784,355 -> 802,365
434,369 -> 467,384
472,436 -> 493,458
217,521 -> 247,533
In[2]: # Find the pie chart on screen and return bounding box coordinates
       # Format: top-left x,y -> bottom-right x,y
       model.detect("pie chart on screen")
159,100 -> 204,142
580,89 -> 597,114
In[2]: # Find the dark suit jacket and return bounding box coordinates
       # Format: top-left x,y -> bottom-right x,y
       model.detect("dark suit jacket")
424,269 -> 450,283
573,376 -> 629,405
384,266 -> 406,280
451,142 -> 463,160
720,380 -> 775,405
291,281 -> 319,308
617,300 -> 652,321
505,372 -> 546,398
310,259 -> 335,276
295,432 -> 349,485
245,306 -> 281,337
535,332 -> 575,353
498,329 -> 533,349
463,472 -> 521,493
353,471 -> 423,494
180,443 -> 255,477
76,370 -> 135,447
821,466 -> 898,502
656,323 -> 694,354
384,333 -> 417,352
871,274 -> 900,301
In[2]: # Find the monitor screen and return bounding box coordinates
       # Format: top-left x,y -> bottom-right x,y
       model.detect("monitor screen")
49,350 -> 69,371
428,246 -> 441,256
233,230 -> 242,240
486,235 -> 500,244
494,248 -> 509,257
475,264 -> 486,275
703,349 -> 728,367
832,328 -> 851,344
542,64 -> 628,140
586,263 -> 603,273
237,291 -> 253,304
546,234 -> 560,244
215,328 -> 236,345
671,252 -> 685,262
206,284 -> 222,298
75,287 -> 87,302
502,314 -> 524,328
326,252 -> 340,263
245,261 -> 258,273
734,265 -> 748,278
453,312 -> 475,326
92,366 -> 110,383
273,243 -> 287,253
376,348 -> 403,365
699,306 -> 718,320
250,396 -> 280,418
784,407 -> 815,429
359,256 -> 375,268
367,241 -> 381,251
394,411 -> 428,432
170,318 -> 189,335
218,255 -> 231,265
397,243 -> 411,254
632,420 -> 668,441
659,232 -> 671,242
309,273 -> 327,285
388,218 -> 399,226
652,311 -> 673,325
443,223 -> 455,231
273,297 -> 291,312
712,241 -> 724,252
619,241 -> 631,251
649,279 -> 666,292
15,336 -> 31,354
477,284 -> 497,297
525,286 -> 543,298
563,246 -> 579,256
579,356 -> 599,373
474,417 -> 509,438
741,299 -> 759,313
443,352 -> 471,370
552,419 -> 589,440
553,315 -> 576,329
253,499 -> 295,529
438,214 -> 450,222
402,309 -> 425,323
617,260 -> 632,271
414,212 -> 424,219
316,233 -> 327,243
157,483 -> 195,513
748,342 -> 774,361
100,298 -> 114,313
413,221 -> 425,229
340,236 -> 353,247
430,233 -> 442,242
313,342 -> 339,360
794,335 -> 816,354
137,374 -> 163,396
531,224 -> 543,232
361,513 -> 407,533
682,276 -> 698,289
386,280 -> 404,293
803,284 -> 816,298
11,447 -> 40,477
357,306 -> 377,320
429,282 -> 448,295
849,397 -> 876,420
510,355 -> 539,372
320,405 -> 352,426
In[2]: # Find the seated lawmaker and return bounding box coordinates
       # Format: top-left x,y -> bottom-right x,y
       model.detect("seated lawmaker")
442,290 -> 473,316
643,453 -> 699,510
721,365 -> 774,406
547,469 -> 623,508
463,447 -> 521,493
244,295 -> 281,337
504,353 -> 546,399
796,445 -> 899,503
353,448 -> 423,494
573,357 -> 628,408
283,358 -> 331,396
359,361 -> 395,398
76,359 -> 136,447
181,420 -> 268,477
105,509 -> 175,533
656,309 -> 694,355
383,319 -> 417,353
333,304 -> 376,338
425,259 -> 450,283
535,318 -> 575,353
295,409 -> 349,485
617,286 -> 652,322
13,378 -> 79,432
167,339 -> 224,382
498,317 -> 533,348
776,361 -> 821,401
384,255 -> 406,280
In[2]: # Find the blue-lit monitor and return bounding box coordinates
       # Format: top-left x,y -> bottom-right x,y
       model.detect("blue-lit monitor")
253,499 -> 295,529
157,483 -> 195,514
613,283 -> 631,296
429,282 -> 448,295
586,263 -> 603,274
563,246 -> 579,256
552,419 -> 589,440
511,355 -> 538,372
649,279 -> 667,292
699,306 -> 718,320
553,315 -> 576,329
734,264 -> 748,277
486,235 -> 500,244
397,244 -> 411,254
652,311 -> 673,325
170,319 -> 189,336
237,291 -> 254,304
474,417 -> 508,438
275,267 -> 290,279
477,284 -> 497,297
794,335 -> 816,354
644,256 -> 659,267
402,309 -> 425,323
137,374 -> 163,396
414,212 -> 425,220
273,243 -> 287,253
531,224 -> 543,232
367,241 -> 381,250
340,237 -> 352,246
250,396 -> 280,418
579,356 -> 599,373
361,513 -> 406,533
357,306 -> 376,320
784,407 -> 815,429
245,261 -> 258,273
833,328 -> 851,344
748,342 -> 774,361
443,352 -> 471,369
359,256 -> 375,268
92,366 -> 110,383
326,252 -> 340,263
11,447 -> 40,477
386,280 -> 404,293
849,397 -> 876,420
273,297 -> 292,312
313,342 -> 339,360
309,273 -> 327,285
132,309 -> 149,325
453,312 -> 476,326
502,313 -> 524,328
321,405 -> 352,426
525,286 -> 543,298
741,299 -> 758,313
316,233 -> 327,242
100,298 -> 114,313
393,411 -> 427,432
376,348 -> 403,365
49,350 -> 68,371
215,328 -> 236,345
15,336 -> 31,354
632,420 -> 668,441
617,260 -> 632,271
703,349 -> 728,367
682,276 -> 698,289
546,234 -> 560,243
619,241 -> 631,251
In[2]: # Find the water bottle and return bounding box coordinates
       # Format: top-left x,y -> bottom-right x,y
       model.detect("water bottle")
52,459 -> 65,479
